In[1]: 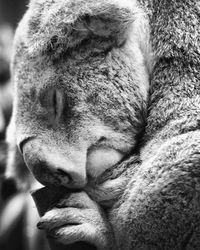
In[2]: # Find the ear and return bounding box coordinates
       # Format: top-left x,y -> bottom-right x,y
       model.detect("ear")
23,0 -> 145,58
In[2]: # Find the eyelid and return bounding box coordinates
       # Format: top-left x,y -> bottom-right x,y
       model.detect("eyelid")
54,89 -> 63,122
39,88 -> 63,125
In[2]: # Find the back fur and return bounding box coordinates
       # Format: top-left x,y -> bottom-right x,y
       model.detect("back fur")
109,1 -> 200,249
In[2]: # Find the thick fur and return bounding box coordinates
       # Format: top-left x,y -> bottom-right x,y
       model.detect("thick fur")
7,0 -> 150,249
8,0 -> 149,187
108,0 -> 200,249
7,0 -> 200,250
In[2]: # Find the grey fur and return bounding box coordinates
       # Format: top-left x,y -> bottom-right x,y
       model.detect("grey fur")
108,0 -> 200,249
7,0 -> 200,249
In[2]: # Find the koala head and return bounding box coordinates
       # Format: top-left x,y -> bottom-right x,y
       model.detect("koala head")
11,0 -> 151,189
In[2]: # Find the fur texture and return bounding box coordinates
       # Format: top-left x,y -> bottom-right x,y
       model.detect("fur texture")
7,0 -> 200,249
8,0 -> 150,188
108,0 -> 200,249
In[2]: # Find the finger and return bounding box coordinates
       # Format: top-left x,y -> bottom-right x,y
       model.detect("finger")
49,223 -> 97,246
56,191 -> 97,209
47,224 -> 85,244
52,223 -> 108,249
37,207 -> 84,230
86,176 -> 127,207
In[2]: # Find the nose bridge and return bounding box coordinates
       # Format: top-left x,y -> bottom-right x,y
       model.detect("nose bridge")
23,140 -> 87,189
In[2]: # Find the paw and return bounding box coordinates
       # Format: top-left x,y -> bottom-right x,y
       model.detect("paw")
85,177 -> 128,208
86,155 -> 140,207
37,191 -> 115,250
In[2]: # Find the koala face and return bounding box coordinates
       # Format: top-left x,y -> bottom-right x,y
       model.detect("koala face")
12,0 -> 150,189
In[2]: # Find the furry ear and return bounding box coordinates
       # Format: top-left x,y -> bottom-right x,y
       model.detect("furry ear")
25,0 -> 141,58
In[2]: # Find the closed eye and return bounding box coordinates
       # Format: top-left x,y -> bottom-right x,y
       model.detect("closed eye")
52,88 -> 63,121
39,88 -> 63,126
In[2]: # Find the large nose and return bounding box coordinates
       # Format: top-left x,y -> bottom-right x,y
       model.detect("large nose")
22,141 -> 87,189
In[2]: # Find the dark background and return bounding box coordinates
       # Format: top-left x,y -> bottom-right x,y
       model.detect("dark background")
0,0 -> 28,27
0,1 -> 30,250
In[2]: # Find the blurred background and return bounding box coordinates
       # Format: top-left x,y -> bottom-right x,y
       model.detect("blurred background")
0,1 -> 47,250
0,0 -> 28,137
0,0 -> 27,28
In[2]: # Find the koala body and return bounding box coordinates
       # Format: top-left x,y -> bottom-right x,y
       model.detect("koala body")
108,1 -> 200,249
6,0 -> 200,249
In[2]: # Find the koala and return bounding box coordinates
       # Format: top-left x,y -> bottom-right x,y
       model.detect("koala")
7,0 -> 150,189
6,0 -> 150,248
6,0 -> 200,249
6,0 -> 151,248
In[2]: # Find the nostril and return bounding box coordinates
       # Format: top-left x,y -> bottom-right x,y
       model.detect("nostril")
23,142 -> 86,188
56,168 -> 72,182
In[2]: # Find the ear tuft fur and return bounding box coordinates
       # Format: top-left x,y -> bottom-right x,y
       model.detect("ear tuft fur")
25,0 -> 140,58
